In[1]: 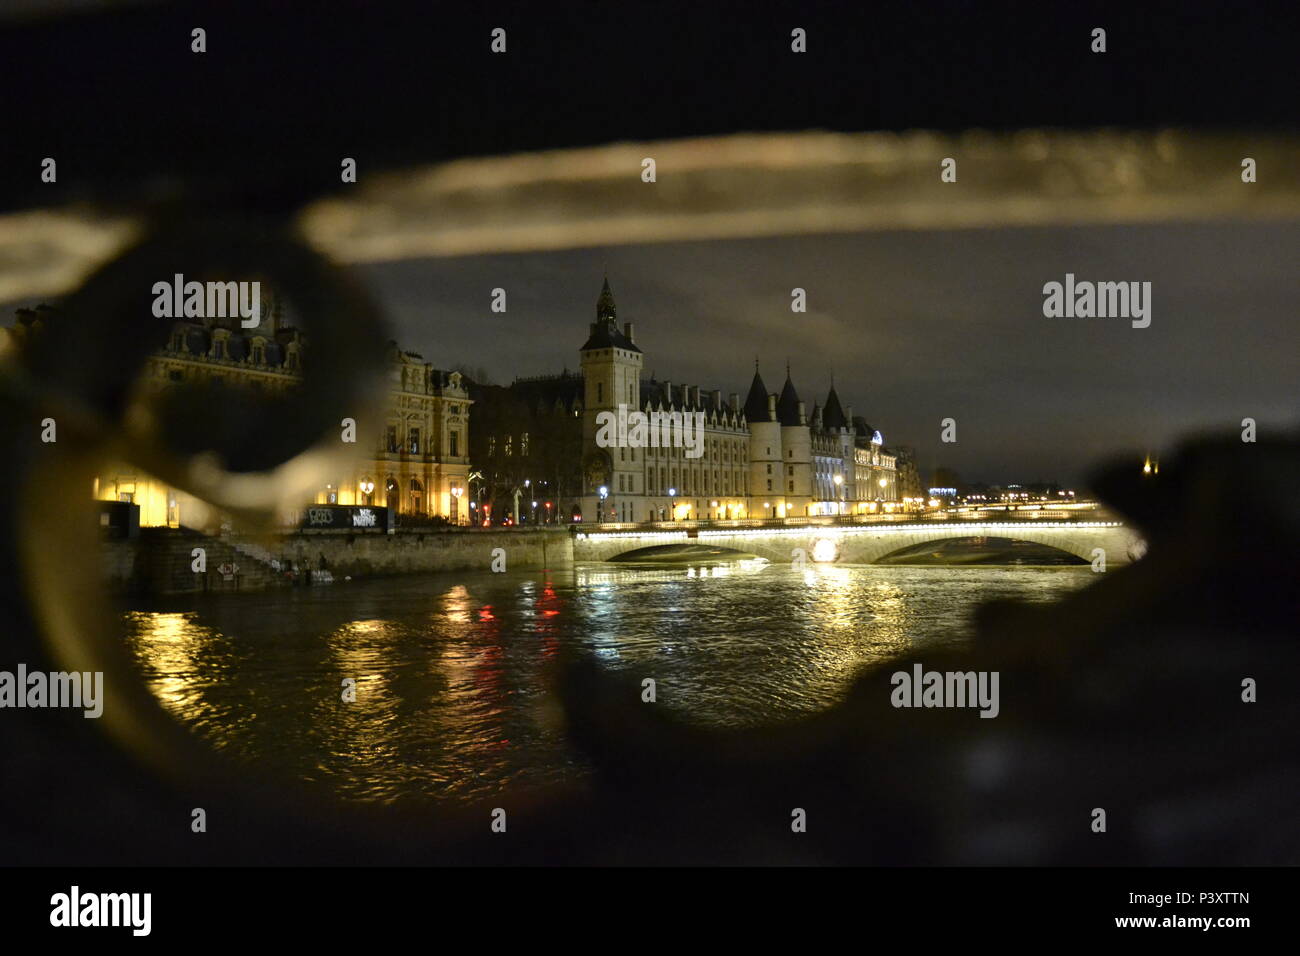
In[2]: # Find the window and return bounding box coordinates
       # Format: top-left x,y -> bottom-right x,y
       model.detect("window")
787,465 -> 793,476
788,481 -> 794,493
505,436 -> 512,456
408,428 -> 420,455
766,464 -> 772,474
521,432 -> 529,456
597,382 -> 603,403
449,431 -> 459,457
488,436 -> 495,457
766,479 -> 772,491
386,426 -> 398,453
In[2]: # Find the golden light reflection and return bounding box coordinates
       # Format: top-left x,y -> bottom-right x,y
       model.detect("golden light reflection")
122,610 -> 233,735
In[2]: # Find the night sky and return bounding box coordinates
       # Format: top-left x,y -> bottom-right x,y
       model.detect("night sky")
361,219 -> 1297,485
2,1 -> 1294,486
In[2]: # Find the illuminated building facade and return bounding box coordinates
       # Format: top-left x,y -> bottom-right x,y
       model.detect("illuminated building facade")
6,301 -> 471,527
472,278 -> 901,523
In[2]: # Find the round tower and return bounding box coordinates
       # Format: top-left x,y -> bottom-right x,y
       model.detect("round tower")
744,364 -> 783,518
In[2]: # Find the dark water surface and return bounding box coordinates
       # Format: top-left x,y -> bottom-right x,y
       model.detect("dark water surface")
123,562 -> 1094,803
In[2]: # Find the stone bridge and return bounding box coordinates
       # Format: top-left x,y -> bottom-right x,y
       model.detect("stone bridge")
572,515 -> 1145,567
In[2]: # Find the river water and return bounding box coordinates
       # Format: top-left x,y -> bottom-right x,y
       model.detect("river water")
122,562 -> 1094,804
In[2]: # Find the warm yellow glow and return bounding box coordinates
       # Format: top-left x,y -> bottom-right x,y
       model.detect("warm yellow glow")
94,468 -> 179,527
811,537 -> 839,563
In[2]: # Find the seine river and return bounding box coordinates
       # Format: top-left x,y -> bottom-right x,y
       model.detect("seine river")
122,562 -> 1093,804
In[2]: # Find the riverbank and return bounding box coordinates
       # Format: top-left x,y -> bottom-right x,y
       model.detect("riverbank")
103,526 -> 575,595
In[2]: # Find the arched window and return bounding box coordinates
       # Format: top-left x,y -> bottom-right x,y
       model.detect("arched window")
409,479 -> 424,515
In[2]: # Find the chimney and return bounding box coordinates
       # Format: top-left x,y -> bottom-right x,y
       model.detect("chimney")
767,393 -> 777,421
797,401 -> 806,425
729,393 -> 740,412
624,321 -> 634,343
845,404 -> 855,430
664,381 -> 672,406
713,389 -> 722,409
693,385 -> 701,407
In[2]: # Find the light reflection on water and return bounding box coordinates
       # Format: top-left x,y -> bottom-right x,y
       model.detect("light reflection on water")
122,563 -> 1093,803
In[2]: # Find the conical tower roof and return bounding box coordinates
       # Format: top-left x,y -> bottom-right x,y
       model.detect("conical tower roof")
822,385 -> 848,430
743,364 -> 771,421
775,366 -> 802,426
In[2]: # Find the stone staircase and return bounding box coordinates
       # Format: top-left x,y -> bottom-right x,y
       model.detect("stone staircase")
136,528 -> 286,595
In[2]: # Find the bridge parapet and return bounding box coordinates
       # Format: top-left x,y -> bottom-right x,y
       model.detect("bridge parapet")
573,513 -> 1143,567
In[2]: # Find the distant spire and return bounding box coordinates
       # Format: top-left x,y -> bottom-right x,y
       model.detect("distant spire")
596,276 -> 617,323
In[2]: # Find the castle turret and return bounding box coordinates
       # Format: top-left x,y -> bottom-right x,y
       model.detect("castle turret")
776,366 -> 813,515
580,277 -> 644,522
745,364 -> 783,518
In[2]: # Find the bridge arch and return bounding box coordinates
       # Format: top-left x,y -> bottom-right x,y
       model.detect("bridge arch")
575,521 -> 1144,567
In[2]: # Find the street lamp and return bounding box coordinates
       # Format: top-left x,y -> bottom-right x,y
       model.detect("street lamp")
599,485 -> 608,523
668,487 -> 677,521
833,473 -> 844,516
359,478 -> 374,505
451,484 -> 463,525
